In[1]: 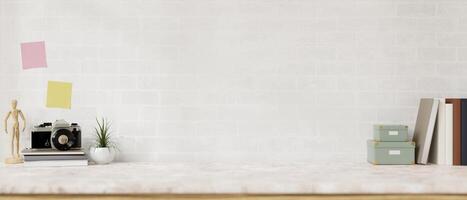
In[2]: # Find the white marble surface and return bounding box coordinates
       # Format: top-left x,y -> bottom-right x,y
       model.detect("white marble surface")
0,161 -> 466,194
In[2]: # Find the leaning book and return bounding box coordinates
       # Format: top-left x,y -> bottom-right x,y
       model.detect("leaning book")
413,98 -> 439,165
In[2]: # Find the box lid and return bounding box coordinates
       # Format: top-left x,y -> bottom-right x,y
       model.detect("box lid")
373,124 -> 408,130
367,140 -> 415,148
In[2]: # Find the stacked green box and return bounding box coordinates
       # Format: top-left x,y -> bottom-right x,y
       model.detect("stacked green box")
373,125 -> 409,142
367,125 -> 415,165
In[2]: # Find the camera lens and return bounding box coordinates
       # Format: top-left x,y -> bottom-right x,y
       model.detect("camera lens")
51,129 -> 76,151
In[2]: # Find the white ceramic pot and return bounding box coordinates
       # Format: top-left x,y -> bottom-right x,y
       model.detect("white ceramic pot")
89,147 -> 115,164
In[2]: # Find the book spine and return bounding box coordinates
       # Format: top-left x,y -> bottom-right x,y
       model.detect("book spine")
428,98 -> 446,165
23,155 -> 87,161
446,104 -> 454,165
23,160 -> 88,167
447,99 -> 462,165
461,100 -> 467,165
437,98 -> 446,164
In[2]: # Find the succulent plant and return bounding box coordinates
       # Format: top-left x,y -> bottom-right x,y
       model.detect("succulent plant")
94,118 -> 115,148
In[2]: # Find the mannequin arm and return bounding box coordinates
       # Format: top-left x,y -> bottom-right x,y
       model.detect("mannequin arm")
19,110 -> 26,132
4,111 -> 10,134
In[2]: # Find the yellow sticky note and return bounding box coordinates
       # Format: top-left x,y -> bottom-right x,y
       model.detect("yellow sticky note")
46,81 -> 72,109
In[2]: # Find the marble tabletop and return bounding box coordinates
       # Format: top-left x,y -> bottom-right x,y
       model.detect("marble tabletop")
0,161 -> 466,194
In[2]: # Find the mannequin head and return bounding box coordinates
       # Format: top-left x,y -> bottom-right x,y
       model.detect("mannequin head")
11,100 -> 17,109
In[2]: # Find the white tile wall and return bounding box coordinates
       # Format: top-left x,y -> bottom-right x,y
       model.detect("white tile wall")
0,0 -> 466,162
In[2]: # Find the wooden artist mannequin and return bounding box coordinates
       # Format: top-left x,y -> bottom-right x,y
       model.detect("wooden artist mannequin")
3,100 -> 26,164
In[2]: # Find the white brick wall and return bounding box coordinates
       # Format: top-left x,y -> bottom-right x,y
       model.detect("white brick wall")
0,0 -> 466,162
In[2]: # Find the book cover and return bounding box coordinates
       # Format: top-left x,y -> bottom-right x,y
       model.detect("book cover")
446,99 -> 461,165
413,98 -> 439,165
461,100 -> 467,165
446,103 -> 454,165
23,160 -> 88,167
429,98 -> 446,165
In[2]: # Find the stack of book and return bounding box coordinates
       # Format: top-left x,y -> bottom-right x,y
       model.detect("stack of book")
21,149 -> 88,167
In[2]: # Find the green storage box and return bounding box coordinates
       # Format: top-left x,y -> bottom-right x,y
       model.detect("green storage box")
367,140 -> 415,165
373,124 -> 409,142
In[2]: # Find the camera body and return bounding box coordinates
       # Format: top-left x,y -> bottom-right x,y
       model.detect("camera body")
31,120 -> 81,151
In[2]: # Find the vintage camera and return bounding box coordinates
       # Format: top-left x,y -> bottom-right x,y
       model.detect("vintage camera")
31,120 -> 82,151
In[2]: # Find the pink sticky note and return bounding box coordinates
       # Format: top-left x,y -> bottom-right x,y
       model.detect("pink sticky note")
20,41 -> 47,69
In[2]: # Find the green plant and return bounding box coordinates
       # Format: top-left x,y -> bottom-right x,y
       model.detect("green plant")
94,118 -> 115,148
